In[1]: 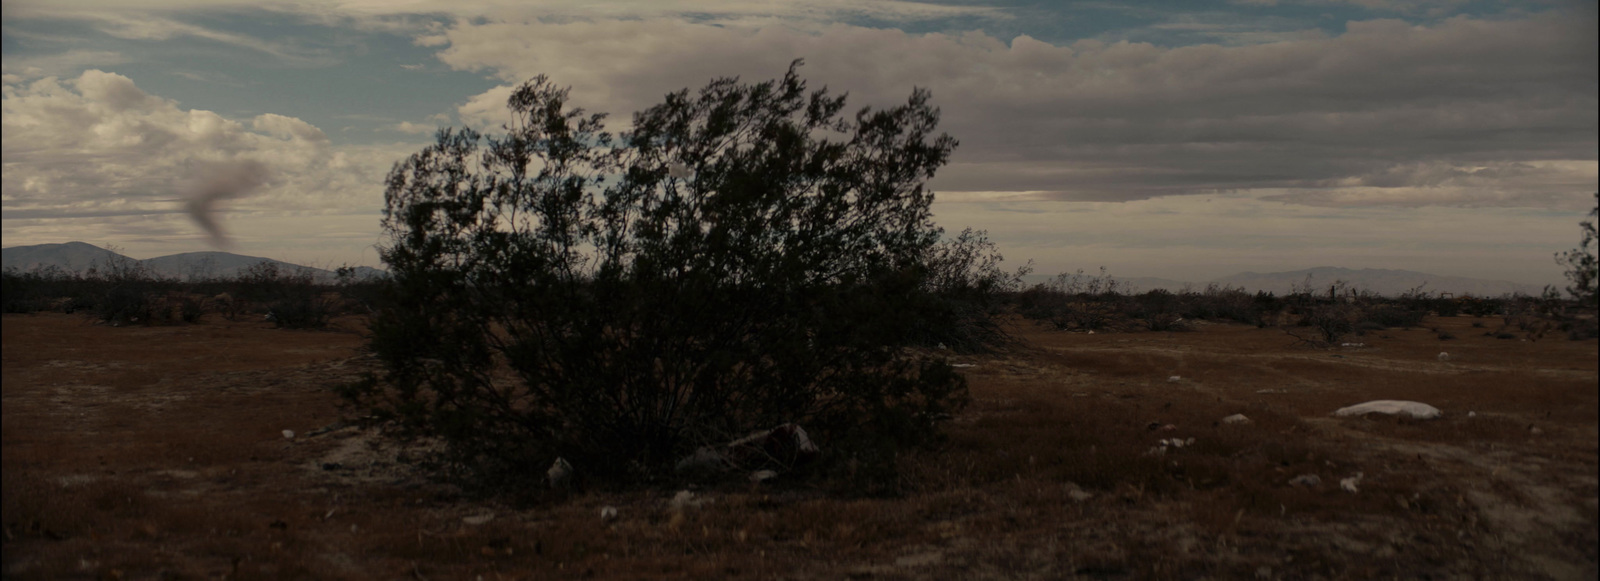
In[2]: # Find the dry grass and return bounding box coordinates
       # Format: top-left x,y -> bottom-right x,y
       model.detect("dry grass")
3,312 -> 1596,579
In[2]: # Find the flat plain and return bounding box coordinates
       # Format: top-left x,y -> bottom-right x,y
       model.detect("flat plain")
3,311 -> 1596,579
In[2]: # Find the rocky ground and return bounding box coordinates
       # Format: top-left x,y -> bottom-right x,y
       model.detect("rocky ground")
3,312 -> 1596,580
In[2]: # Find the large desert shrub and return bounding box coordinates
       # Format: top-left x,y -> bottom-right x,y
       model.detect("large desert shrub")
344,62 -> 970,490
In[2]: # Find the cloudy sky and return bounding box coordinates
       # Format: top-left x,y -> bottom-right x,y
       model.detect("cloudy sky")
3,0 -> 1595,285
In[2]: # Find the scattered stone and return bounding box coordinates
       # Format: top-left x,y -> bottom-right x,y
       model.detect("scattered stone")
749,470 -> 779,483
670,490 -> 711,511
462,513 -> 495,525
894,551 -> 944,567
547,457 -> 573,490
281,430 -> 295,440
1221,414 -> 1251,425
1065,482 -> 1094,502
1167,375 -> 1182,382
1340,472 -> 1364,493
1528,425 -> 1544,436
1333,400 -> 1442,420
1437,352 -> 1450,362
1289,474 -> 1321,487
599,506 -> 618,521
1467,411 -> 1476,418
675,423 -> 820,480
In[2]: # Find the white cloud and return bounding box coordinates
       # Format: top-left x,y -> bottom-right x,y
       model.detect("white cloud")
1,49 -> 130,80
392,120 -> 438,134
2,70 -> 403,252
422,10 -> 1594,210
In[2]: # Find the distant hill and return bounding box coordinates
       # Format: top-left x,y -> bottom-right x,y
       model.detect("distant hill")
2,242 -> 386,282
0,241 -> 133,273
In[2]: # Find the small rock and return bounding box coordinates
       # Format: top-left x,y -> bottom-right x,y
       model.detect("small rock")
1289,474 -> 1321,487
1333,400 -> 1442,420
1528,425 -> 1543,436
1340,472 -> 1363,493
462,513 -> 495,525
1437,352 -> 1450,362
670,490 -> 710,510
1167,376 -> 1182,382
1467,411 -> 1476,418
1064,482 -> 1093,502
281,430 -> 295,440
1221,413 -> 1251,425
749,470 -> 779,483
599,506 -> 618,521
548,457 -> 573,490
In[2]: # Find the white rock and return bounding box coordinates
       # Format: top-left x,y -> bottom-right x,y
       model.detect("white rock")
281,429 -> 295,440
1289,474 -> 1321,487
547,457 -> 573,490
1221,414 -> 1251,425
749,470 -> 779,483
1340,472 -> 1364,493
1437,352 -> 1450,362
599,506 -> 618,521
1064,482 -> 1094,502
1467,411 -> 1476,418
1167,376 -> 1182,382
1333,400 -> 1442,420
670,490 -> 711,510
462,513 -> 495,525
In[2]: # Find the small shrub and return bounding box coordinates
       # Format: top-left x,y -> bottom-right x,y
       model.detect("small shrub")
1359,304 -> 1427,329
94,285 -> 155,326
1300,304 -> 1359,344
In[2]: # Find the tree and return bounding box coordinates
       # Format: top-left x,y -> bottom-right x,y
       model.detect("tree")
1554,192 -> 1598,308
345,61 -> 969,490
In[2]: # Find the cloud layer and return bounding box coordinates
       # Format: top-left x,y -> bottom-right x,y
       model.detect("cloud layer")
2,70 -> 399,256
428,9 -> 1595,209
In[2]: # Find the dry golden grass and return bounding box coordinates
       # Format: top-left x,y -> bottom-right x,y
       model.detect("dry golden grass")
3,312 -> 1596,579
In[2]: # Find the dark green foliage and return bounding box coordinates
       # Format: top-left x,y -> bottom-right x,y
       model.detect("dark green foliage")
1358,304 -> 1427,329
1,266 -> 64,313
347,62 -> 970,490
1555,192 -> 1598,308
916,228 -> 1030,352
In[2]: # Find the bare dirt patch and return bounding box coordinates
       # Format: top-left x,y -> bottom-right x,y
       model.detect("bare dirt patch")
4,312 -> 1595,579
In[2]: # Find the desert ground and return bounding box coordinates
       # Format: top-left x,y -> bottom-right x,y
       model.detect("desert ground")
3,311 -> 1596,580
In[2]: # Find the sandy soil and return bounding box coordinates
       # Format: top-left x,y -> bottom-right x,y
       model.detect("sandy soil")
3,312 -> 1596,580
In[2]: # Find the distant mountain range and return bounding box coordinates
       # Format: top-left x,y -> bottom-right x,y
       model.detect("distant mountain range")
1,242 -> 386,282
5,242 -> 1546,296
1024,266 -> 1544,297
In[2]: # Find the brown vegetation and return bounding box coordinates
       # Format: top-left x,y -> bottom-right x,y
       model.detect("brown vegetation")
3,312 -> 1596,579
